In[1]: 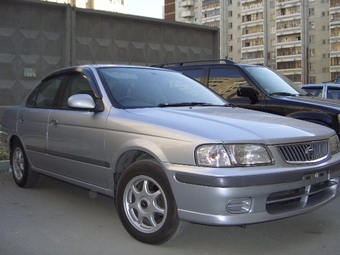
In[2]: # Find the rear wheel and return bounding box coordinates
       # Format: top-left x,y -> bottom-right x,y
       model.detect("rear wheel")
11,141 -> 39,188
116,159 -> 183,244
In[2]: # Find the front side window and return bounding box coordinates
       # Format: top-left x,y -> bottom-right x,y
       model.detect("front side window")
26,76 -> 63,108
60,73 -> 94,109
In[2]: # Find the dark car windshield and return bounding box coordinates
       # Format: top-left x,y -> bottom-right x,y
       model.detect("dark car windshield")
98,67 -> 228,108
243,66 -> 307,96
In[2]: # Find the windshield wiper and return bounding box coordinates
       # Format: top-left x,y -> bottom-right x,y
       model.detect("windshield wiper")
269,92 -> 299,96
158,102 -> 228,107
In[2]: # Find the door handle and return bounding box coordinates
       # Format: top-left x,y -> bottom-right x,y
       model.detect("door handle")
50,119 -> 58,127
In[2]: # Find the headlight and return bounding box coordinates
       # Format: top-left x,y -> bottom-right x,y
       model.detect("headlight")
330,135 -> 340,154
195,144 -> 273,167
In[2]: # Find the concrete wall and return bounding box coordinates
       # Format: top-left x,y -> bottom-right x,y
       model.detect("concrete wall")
0,0 -> 219,123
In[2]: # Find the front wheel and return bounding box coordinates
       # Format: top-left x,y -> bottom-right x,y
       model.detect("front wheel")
11,141 -> 39,188
116,160 -> 183,244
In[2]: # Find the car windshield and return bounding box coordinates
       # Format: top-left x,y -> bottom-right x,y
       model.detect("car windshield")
243,66 -> 308,96
98,67 -> 228,108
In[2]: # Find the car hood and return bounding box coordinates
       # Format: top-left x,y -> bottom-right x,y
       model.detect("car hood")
279,96 -> 340,111
125,106 -> 333,144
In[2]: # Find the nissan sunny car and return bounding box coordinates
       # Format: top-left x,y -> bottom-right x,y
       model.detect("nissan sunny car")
1,65 -> 340,244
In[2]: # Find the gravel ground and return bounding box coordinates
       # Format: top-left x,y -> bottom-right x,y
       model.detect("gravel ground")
0,167 -> 339,255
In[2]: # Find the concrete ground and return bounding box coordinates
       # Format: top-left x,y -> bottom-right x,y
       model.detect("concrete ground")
0,162 -> 339,255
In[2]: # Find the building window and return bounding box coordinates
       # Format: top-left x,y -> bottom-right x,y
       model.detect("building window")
228,11 -> 232,17
228,34 -> 233,41
309,8 -> 315,16
229,46 -> 233,52
270,1 -> 275,8
309,35 -> 315,43
309,22 -> 315,29
310,49 -> 315,57
228,0 -> 232,6
228,22 -> 233,29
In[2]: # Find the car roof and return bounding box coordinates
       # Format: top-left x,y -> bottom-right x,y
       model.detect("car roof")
300,84 -> 340,87
42,64 -> 172,81
152,59 -> 259,68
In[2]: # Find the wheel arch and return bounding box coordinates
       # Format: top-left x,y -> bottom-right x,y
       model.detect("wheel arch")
8,135 -> 23,164
287,111 -> 332,127
113,149 -> 162,199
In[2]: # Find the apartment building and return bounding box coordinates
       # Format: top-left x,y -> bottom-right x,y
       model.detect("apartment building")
165,0 -> 340,84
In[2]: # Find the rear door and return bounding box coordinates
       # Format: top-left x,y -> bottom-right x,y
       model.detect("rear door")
18,75 -> 63,170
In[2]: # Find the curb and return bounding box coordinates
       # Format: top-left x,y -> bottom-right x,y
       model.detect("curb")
0,160 -> 10,172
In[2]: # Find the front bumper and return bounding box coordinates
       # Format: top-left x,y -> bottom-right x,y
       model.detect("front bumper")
164,157 -> 340,226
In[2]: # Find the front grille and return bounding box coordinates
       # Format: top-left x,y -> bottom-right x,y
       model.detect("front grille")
277,140 -> 329,163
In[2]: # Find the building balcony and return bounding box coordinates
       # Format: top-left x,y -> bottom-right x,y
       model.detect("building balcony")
276,12 -> 301,22
181,10 -> 195,18
276,0 -> 301,9
241,58 -> 264,65
277,68 -> 302,76
330,65 -> 340,73
241,0 -> 260,3
241,45 -> 264,53
330,0 -> 340,11
330,36 -> 340,43
276,40 -> 301,49
241,7 -> 263,16
242,31 -> 264,40
181,0 -> 195,7
242,19 -> 264,28
330,51 -> 340,58
276,27 -> 301,36
276,54 -> 302,62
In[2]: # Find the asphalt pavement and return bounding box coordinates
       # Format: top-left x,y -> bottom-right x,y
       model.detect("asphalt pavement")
0,162 -> 339,255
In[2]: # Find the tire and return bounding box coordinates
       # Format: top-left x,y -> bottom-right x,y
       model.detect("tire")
116,159 -> 183,244
11,141 -> 39,188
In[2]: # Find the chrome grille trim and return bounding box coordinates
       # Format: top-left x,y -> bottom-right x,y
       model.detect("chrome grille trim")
276,140 -> 329,163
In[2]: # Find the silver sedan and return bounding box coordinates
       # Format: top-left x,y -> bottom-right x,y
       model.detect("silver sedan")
1,65 -> 340,244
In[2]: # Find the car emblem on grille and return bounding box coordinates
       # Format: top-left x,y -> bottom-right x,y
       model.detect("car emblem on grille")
305,146 -> 315,157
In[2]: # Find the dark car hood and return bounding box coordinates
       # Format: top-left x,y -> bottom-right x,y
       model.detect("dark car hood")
278,96 -> 340,111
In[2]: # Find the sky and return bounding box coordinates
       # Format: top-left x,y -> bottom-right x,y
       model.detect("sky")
124,0 -> 163,19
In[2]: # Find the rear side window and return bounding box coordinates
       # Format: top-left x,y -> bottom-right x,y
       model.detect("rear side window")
180,69 -> 204,83
208,68 -> 250,99
26,76 -> 63,108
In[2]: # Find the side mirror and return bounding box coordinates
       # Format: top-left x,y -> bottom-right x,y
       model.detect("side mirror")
237,86 -> 258,99
68,94 -> 103,112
